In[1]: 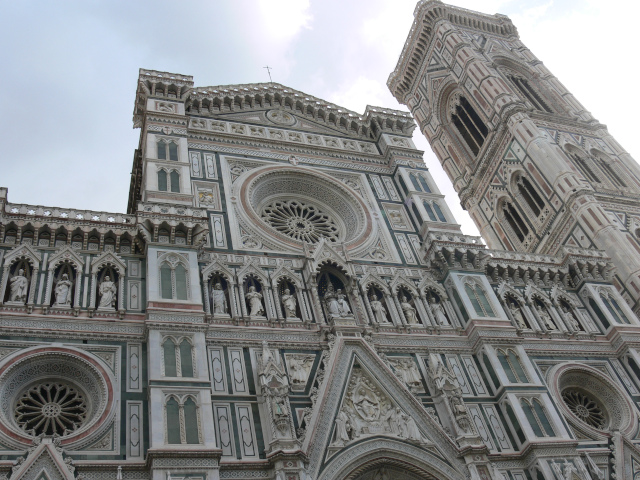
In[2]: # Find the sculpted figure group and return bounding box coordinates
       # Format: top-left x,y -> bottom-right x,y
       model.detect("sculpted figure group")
325,284 -> 351,318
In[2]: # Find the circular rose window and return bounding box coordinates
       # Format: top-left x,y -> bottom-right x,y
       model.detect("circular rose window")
561,389 -> 606,430
0,347 -> 115,447
15,382 -> 88,436
261,199 -> 340,243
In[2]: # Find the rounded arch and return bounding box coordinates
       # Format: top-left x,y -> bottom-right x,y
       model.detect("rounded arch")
317,438 -> 464,480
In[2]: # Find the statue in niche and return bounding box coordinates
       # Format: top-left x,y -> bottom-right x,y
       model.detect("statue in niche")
390,358 -> 423,390
400,295 -> 419,324
369,294 -> 389,323
281,288 -> 297,318
98,275 -> 117,309
508,301 -> 527,329
53,273 -> 73,307
245,285 -> 264,316
325,284 -> 351,318
560,302 -> 581,331
535,303 -> 556,330
333,410 -> 352,445
429,296 -> 449,326
8,268 -> 28,303
211,282 -> 228,315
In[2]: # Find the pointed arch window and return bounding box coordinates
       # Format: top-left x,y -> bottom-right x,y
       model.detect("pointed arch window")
423,201 -> 437,222
160,260 -> 189,301
158,139 -> 179,161
163,337 -> 195,378
568,150 -> 601,184
520,398 -> 555,437
600,290 -> 629,324
507,75 -> 552,113
593,152 -> 627,188
410,173 -> 422,191
463,280 -> 495,317
158,170 -> 168,191
503,202 -> 529,242
418,175 -> 431,193
517,176 -> 545,217
497,349 -> 529,383
433,202 -> 447,222
451,96 -> 488,156
165,395 -> 201,445
170,171 -> 180,193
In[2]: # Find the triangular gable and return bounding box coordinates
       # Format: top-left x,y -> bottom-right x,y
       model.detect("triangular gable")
47,246 -> 84,272
271,264 -> 303,288
201,259 -> 236,285
10,438 -> 75,480
237,262 -> 269,284
389,273 -> 419,296
524,283 -> 551,305
309,240 -> 351,275
496,281 -> 525,304
90,251 -> 126,275
303,336 -> 466,479
358,272 -> 390,295
3,244 -> 41,268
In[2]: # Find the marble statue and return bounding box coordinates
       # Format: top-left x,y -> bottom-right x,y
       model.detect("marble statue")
334,410 -> 351,445
400,295 -> 419,324
369,294 -> 389,323
430,299 -> 449,326
211,282 -> 227,315
98,275 -> 117,309
281,288 -> 297,318
53,273 -> 73,307
508,302 -> 527,329
246,286 -> 264,316
8,268 -> 28,303
400,412 -> 422,441
390,358 -> 423,389
325,284 -> 351,318
561,303 -> 581,331
287,355 -> 314,386
535,303 -> 556,330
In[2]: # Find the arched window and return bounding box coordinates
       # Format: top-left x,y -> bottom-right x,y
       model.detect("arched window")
104,236 -> 116,252
516,176 -> 545,217
163,338 -> 177,377
166,397 -> 181,444
507,75 -> 552,113
158,140 -> 179,161
567,149 -> 601,184
158,170 -> 168,191
71,233 -> 83,249
38,231 -> 51,247
497,349 -> 529,383
433,202 -> 447,222
600,290 -> 629,324
463,281 -> 495,317
520,398 -> 554,437
87,235 -> 100,251
593,152 -> 627,188
160,260 -> 189,301
120,238 -> 131,254
502,202 -> 529,242
183,397 -> 200,444
450,96 -> 488,156
423,201 -> 437,222
21,229 -> 34,245
409,173 -> 422,192
55,231 -> 67,247
418,175 -> 431,193
504,402 -> 526,444
175,230 -> 187,245
3,228 -> 17,244
170,171 -> 180,193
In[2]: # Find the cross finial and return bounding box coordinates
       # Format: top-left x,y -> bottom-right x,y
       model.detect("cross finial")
264,65 -> 273,83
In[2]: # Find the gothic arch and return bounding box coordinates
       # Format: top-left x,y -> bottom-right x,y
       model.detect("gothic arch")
0,244 -> 41,306
317,438 -> 463,480
45,246 -> 84,309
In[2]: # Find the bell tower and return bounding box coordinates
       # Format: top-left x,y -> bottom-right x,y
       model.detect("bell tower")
389,0 -> 640,310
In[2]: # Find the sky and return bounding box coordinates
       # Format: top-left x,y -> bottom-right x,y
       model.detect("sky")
1,0 -> 638,239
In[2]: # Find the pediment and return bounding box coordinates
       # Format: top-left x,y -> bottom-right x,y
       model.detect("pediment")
213,109 -> 356,138
309,240 -> 351,275
47,246 -> 84,271
201,260 -> 236,284
90,251 -> 126,275
359,273 -> 390,294
10,438 -> 75,480
302,336 -> 466,479
3,244 -> 41,267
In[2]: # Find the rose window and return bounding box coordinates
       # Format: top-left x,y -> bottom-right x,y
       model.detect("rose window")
561,389 -> 606,429
15,383 -> 88,436
261,200 -> 340,243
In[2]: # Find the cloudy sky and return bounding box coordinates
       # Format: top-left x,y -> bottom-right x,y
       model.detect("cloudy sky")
1,0 -> 638,238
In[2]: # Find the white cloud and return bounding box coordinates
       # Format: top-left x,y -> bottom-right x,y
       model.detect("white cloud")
257,0 -> 312,42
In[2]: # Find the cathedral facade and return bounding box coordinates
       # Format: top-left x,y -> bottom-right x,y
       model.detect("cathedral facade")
0,1 -> 640,480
